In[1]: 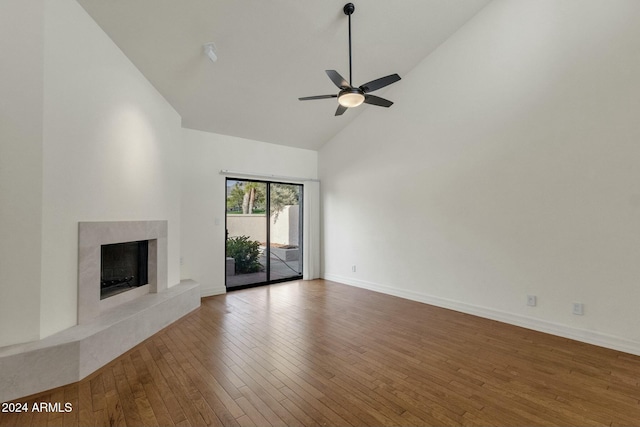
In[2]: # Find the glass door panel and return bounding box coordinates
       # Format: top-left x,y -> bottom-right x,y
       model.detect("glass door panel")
269,183 -> 303,281
225,179 -> 267,288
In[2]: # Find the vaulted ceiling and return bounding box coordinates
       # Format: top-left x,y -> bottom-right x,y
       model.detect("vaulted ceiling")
77,0 -> 490,150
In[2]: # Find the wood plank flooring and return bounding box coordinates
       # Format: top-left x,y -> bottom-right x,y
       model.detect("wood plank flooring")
2,279 -> 640,426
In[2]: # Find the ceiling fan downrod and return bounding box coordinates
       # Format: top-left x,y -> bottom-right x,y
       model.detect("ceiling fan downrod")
344,3 -> 355,86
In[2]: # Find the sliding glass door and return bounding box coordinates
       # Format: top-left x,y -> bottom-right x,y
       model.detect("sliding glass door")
225,178 -> 303,290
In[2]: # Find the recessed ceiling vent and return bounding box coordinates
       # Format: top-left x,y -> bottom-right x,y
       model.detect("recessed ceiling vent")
203,42 -> 217,62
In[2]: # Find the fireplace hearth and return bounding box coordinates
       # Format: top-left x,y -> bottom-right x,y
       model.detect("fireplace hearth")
0,220 -> 200,404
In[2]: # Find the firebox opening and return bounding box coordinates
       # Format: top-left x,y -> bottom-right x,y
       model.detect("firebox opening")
100,240 -> 149,300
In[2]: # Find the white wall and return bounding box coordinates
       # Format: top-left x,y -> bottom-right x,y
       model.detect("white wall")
181,128 -> 317,296
226,215 -> 267,242
0,0 -> 44,347
271,206 -> 299,246
320,0 -> 640,354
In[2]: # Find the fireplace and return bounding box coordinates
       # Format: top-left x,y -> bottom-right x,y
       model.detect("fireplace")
78,220 -> 168,324
101,240 -> 149,299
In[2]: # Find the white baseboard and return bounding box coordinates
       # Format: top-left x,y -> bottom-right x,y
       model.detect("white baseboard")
200,285 -> 226,298
324,273 -> 640,357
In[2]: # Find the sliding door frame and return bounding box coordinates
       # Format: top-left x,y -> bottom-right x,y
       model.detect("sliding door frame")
225,177 -> 304,291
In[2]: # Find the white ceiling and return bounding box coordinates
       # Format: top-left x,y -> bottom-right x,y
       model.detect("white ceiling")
76,0 -> 490,150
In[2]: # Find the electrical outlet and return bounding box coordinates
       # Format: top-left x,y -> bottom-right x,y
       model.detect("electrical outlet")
352,265 -> 356,273
527,295 -> 537,307
572,302 -> 584,315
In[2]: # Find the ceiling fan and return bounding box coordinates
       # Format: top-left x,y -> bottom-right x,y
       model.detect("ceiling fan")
299,3 -> 401,116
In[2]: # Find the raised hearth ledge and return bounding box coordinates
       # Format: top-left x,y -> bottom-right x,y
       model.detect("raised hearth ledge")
0,280 -> 200,403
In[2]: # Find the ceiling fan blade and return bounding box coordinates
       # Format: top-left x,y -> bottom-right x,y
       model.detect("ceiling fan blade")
299,94 -> 338,101
335,104 -> 348,116
359,74 -> 401,93
364,94 -> 393,107
326,70 -> 351,89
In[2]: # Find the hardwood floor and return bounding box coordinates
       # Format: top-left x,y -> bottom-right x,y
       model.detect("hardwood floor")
2,279 -> 640,426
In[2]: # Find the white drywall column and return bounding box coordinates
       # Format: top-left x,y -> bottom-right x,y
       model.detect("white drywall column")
0,0 -> 44,347
39,0 -> 182,338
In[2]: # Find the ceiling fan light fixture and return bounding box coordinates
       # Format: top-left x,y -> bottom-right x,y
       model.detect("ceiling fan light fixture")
338,90 -> 365,108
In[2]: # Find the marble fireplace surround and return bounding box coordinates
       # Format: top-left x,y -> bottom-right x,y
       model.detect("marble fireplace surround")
78,220 -> 168,323
0,221 -> 201,403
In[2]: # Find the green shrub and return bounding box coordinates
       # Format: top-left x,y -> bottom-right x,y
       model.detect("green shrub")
226,236 -> 262,274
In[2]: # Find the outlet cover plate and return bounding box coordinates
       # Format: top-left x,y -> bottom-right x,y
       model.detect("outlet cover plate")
573,302 -> 584,315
